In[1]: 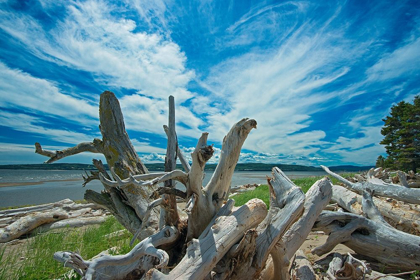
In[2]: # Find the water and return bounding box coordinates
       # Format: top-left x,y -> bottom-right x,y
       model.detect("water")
0,169 -> 326,208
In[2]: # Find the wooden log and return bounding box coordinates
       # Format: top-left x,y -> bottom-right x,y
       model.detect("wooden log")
0,201 -> 110,242
38,216 -> 107,231
322,165 -> 420,204
331,184 -> 420,235
274,177 -> 333,278
0,199 -> 74,218
0,209 -> 69,242
254,168 -> 305,272
312,210 -> 420,271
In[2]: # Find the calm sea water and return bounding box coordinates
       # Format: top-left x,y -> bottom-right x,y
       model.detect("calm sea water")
0,169 -> 326,208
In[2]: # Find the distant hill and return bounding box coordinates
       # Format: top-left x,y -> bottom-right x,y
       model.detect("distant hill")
0,163 -> 374,172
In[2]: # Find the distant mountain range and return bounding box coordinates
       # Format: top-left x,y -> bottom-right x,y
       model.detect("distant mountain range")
0,163 -> 374,172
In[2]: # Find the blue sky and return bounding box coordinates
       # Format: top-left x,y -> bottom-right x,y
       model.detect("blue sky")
0,0 -> 419,166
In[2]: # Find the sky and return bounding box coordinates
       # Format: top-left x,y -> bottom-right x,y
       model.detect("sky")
0,0 -> 419,167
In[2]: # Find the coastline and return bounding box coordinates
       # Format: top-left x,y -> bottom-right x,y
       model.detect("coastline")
0,178 -> 82,188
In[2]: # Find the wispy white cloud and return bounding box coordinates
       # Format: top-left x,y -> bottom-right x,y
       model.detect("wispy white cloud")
0,0 -> 418,167
119,94 -> 203,137
0,62 -> 98,125
322,126 -> 385,165
367,34 -> 420,81
131,139 -> 166,154
0,111 -> 97,144
140,152 -> 166,163
126,0 -> 171,33
0,0 -> 204,149
200,4 -> 361,160
0,0 -> 194,101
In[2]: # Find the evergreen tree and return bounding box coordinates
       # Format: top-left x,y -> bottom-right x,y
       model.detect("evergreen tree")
380,95 -> 420,172
375,155 -> 385,168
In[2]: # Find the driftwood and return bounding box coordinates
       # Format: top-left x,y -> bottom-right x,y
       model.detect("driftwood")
0,200 -> 109,243
331,184 -> 420,235
352,167 -> 420,188
32,91 -> 420,278
322,165 -> 420,204
313,189 -> 420,271
314,252 -> 406,280
30,91 -> 342,279
0,199 -> 74,219
53,168 -> 333,280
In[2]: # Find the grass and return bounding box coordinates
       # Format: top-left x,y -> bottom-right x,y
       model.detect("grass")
233,173 -> 354,208
0,216 -> 136,280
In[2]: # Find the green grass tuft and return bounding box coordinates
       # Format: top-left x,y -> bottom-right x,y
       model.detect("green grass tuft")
0,216 -> 135,279
233,185 -> 270,207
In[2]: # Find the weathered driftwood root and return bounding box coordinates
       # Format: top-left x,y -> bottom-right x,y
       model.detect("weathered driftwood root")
55,167 -> 332,280
331,184 -> 420,235
98,117 -> 258,242
313,209 -> 420,271
32,92 -> 341,279
36,91 -> 159,236
322,165 -> 420,204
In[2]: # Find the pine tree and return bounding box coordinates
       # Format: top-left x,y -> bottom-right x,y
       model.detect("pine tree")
380,95 -> 420,172
375,155 -> 385,168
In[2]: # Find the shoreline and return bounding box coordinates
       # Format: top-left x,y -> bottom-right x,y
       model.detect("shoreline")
0,178 -> 82,188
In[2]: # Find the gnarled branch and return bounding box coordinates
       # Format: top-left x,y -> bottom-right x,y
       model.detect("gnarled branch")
35,140 -> 103,164
55,226 -> 179,280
